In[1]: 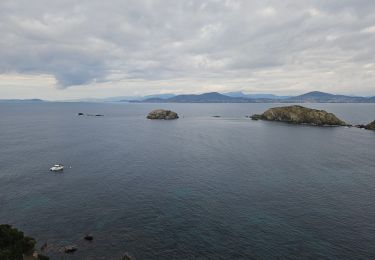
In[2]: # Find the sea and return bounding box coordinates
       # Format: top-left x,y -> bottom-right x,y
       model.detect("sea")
0,102 -> 374,259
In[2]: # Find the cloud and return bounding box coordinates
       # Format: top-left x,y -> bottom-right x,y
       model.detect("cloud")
0,0 -> 375,96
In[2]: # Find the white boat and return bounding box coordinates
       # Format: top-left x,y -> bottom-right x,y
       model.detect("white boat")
50,164 -> 64,172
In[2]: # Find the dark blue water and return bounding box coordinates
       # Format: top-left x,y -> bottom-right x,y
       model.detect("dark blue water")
1,102 -> 375,259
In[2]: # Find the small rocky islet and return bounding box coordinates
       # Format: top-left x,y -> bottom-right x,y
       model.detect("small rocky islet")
250,105 -> 347,126
147,109 -> 178,120
78,113 -> 104,117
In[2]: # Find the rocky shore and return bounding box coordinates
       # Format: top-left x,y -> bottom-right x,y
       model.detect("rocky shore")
147,109 -> 178,120
251,105 -> 347,126
1,224 -> 137,259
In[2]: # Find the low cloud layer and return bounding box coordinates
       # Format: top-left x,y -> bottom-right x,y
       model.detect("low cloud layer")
1,0 -> 375,98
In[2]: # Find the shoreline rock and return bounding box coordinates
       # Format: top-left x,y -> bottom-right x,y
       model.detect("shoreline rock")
356,120 -> 375,130
40,242 -> 48,252
122,252 -> 134,260
147,109 -> 178,120
251,105 -> 347,126
64,245 -> 77,253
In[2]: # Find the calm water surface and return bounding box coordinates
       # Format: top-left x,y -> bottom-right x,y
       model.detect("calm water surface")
0,102 -> 375,259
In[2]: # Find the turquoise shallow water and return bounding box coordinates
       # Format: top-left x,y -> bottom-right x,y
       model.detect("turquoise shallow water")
0,102 -> 375,259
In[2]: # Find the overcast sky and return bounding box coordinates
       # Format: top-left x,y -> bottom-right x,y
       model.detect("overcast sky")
1,0 -> 375,100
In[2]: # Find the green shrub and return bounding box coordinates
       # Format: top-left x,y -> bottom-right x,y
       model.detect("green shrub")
0,224 -> 49,260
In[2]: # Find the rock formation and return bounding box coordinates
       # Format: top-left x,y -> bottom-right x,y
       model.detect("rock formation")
122,252 -> 134,260
84,234 -> 94,241
365,120 -> 375,130
147,109 -> 178,120
64,245 -> 77,253
251,105 -> 347,126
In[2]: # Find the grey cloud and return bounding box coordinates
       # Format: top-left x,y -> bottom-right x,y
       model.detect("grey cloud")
0,0 -> 375,94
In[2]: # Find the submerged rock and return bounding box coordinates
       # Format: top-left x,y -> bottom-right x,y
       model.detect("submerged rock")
365,120 -> 375,130
64,245 -> 77,253
86,114 -> 104,117
147,109 -> 178,120
84,234 -> 94,241
250,105 -> 347,126
78,113 -> 84,116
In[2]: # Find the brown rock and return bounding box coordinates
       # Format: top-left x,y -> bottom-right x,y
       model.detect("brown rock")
147,109 -> 178,120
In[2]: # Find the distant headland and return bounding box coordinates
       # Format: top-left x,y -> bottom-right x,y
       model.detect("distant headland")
0,99 -> 44,103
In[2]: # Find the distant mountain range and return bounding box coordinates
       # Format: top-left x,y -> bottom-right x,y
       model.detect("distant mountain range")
2,91 -> 374,103
139,92 -> 249,103
224,91 -> 291,99
127,91 -> 375,103
287,91 -> 375,103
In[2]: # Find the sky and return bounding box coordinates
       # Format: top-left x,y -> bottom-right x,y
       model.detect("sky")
0,0 -> 375,100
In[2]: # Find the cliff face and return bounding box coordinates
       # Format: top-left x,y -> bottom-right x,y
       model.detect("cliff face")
251,105 -> 347,126
365,120 -> 375,130
147,109 -> 179,120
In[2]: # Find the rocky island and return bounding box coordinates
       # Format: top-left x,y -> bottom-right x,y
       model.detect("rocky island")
251,105 -> 347,126
147,109 -> 179,120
